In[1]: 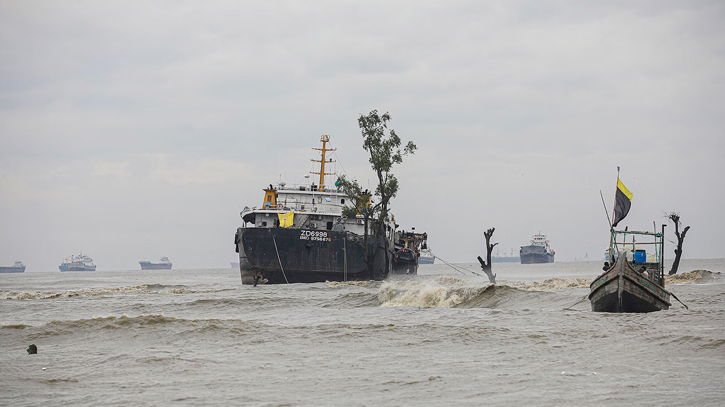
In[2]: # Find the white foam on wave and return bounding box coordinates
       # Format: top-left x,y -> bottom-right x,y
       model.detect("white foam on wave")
325,281 -> 375,288
501,277 -> 591,291
378,276 -> 492,308
665,270 -> 722,285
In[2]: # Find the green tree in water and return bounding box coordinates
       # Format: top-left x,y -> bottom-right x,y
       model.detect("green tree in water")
337,110 -> 416,279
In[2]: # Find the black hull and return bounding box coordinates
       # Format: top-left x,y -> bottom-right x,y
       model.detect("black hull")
392,248 -> 418,275
589,256 -> 670,313
236,227 -> 393,284
520,253 -> 554,264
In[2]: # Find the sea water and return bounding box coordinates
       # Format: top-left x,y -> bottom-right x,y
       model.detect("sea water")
1,259 -> 724,406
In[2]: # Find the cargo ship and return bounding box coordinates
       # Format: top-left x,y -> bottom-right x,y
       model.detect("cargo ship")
59,254 -> 97,271
520,234 -> 555,264
139,256 -> 172,270
234,135 -> 396,285
0,261 -> 26,273
492,248 -> 520,263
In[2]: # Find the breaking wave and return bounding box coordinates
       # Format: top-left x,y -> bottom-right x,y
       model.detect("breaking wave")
377,276 -> 590,308
376,271 -> 723,308
1,284 -> 230,300
378,276 -> 493,308
665,270 -> 722,285
6,314 -> 261,338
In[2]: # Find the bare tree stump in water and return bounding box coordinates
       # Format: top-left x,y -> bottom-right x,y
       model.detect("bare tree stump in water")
667,212 -> 690,275
477,227 -> 498,284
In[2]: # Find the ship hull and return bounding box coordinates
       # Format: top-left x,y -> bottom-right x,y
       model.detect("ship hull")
520,253 -> 554,264
392,248 -> 418,275
0,266 -> 25,273
139,262 -> 172,270
519,245 -> 554,264
236,227 -> 392,284
589,256 -> 670,313
59,265 -> 96,272
418,256 -> 435,265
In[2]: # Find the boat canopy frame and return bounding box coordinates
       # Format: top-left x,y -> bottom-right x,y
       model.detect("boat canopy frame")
607,225 -> 666,284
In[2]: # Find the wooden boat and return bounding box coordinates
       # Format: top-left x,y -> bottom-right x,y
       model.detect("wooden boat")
589,228 -> 671,313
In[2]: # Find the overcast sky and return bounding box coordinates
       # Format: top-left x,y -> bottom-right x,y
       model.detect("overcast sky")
1,0 -> 724,271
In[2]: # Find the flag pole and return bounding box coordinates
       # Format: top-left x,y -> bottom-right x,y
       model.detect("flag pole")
609,167 -> 621,262
611,166 -> 620,227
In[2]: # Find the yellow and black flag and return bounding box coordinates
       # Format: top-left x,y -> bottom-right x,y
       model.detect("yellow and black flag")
612,179 -> 633,227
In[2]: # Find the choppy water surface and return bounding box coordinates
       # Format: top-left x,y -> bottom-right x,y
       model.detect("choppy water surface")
2,259 -> 724,406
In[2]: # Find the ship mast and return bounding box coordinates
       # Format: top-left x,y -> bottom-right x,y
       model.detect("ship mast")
311,135 -> 335,192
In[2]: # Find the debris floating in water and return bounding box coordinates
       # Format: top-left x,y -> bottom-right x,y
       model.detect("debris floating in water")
27,344 -> 37,354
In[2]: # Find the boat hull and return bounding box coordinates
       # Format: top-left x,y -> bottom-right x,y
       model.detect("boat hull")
589,257 -> 671,313
0,266 -> 25,273
519,250 -> 554,264
236,227 -> 393,284
59,265 -> 96,272
418,256 -> 435,265
139,262 -> 172,270
392,248 -> 418,275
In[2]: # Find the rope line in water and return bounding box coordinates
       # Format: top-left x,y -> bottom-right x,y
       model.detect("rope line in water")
564,295 -> 590,310
422,249 -> 482,276
272,234 -> 290,284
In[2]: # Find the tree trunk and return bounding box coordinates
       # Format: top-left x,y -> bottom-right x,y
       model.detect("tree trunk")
669,223 -> 690,275
477,227 -> 498,284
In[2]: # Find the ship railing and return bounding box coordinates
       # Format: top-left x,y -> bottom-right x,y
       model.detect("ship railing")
245,203 -> 343,215
276,182 -> 341,194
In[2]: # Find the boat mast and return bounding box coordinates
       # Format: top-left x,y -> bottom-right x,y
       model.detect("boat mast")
609,167 -> 621,261
611,167 -> 620,229
311,135 -> 336,192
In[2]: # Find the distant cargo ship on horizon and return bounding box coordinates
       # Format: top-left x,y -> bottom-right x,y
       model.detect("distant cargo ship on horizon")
59,254 -> 96,271
139,257 -> 172,270
520,234 -> 555,264
492,248 -> 520,263
0,261 -> 26,273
